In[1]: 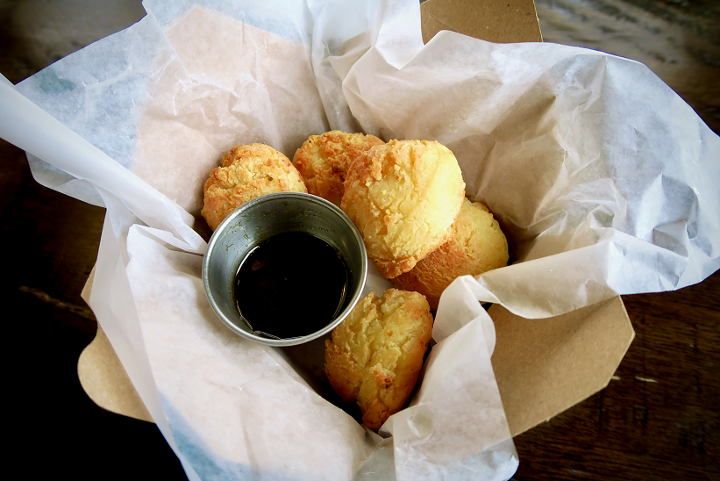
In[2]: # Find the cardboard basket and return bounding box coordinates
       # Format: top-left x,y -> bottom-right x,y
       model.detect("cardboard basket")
76,0 -> 635,439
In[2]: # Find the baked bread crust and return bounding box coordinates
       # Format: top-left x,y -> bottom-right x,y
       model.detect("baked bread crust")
324,289 -> 433,431
341,140 -> 465,278
292,130 -> 384,206
201,143 -> 307,230
391,198 -> 509,308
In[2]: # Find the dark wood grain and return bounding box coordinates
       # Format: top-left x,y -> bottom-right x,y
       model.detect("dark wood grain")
2,1 -> 718,480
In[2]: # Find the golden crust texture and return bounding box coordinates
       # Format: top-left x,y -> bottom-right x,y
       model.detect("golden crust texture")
292,130 -> 385,206
324,289 -> 433,431
341,140 -> 466,279
201,144 -> 307,231
391,199 -> 509,309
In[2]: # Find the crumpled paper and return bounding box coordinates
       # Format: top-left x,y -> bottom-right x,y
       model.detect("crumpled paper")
1,0 -> 719,480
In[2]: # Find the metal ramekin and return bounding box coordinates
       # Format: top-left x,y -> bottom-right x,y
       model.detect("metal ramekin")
203,192 -> 367,347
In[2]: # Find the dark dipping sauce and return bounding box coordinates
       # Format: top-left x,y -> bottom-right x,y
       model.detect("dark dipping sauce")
234,232 -> 348,339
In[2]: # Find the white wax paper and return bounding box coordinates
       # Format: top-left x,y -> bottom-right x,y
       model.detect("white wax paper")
1,0 -> 719,480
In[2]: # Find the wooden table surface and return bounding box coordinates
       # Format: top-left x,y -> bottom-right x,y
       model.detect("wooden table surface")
2,1 -> 718,479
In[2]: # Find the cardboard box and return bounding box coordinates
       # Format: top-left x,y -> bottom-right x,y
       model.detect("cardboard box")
76,0 -> 635,441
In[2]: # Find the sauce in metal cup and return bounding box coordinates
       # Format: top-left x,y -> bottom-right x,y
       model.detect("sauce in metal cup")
203,192 -> 368,347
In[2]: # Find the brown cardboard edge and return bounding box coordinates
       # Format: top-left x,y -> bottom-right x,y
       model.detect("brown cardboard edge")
78,267 -> 153,422
421,0 -> 542,44
490,296 -> 635,437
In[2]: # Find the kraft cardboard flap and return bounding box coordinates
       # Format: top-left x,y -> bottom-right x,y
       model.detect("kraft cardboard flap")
421,0 -> 542,44
79,267 -> 153,422
77,322 -> 154,422
490,297 -> 634,437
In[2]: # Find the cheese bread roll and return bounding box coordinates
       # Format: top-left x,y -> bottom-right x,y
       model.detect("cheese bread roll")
341,140 -> 465,278
293,130 -> 384,206
201,144 -> 307,230
391,199 -> 509,309
325,289 -> 433,431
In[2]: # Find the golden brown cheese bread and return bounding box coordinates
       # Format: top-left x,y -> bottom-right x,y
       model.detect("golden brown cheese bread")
292,130 -> 384,206
325,289 -> 433,431
341,140 -> 465,279
201,143 -> 307,230
391,198 -> 509,309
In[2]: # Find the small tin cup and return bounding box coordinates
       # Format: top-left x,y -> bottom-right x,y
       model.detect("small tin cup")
203,192 -> 367,347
